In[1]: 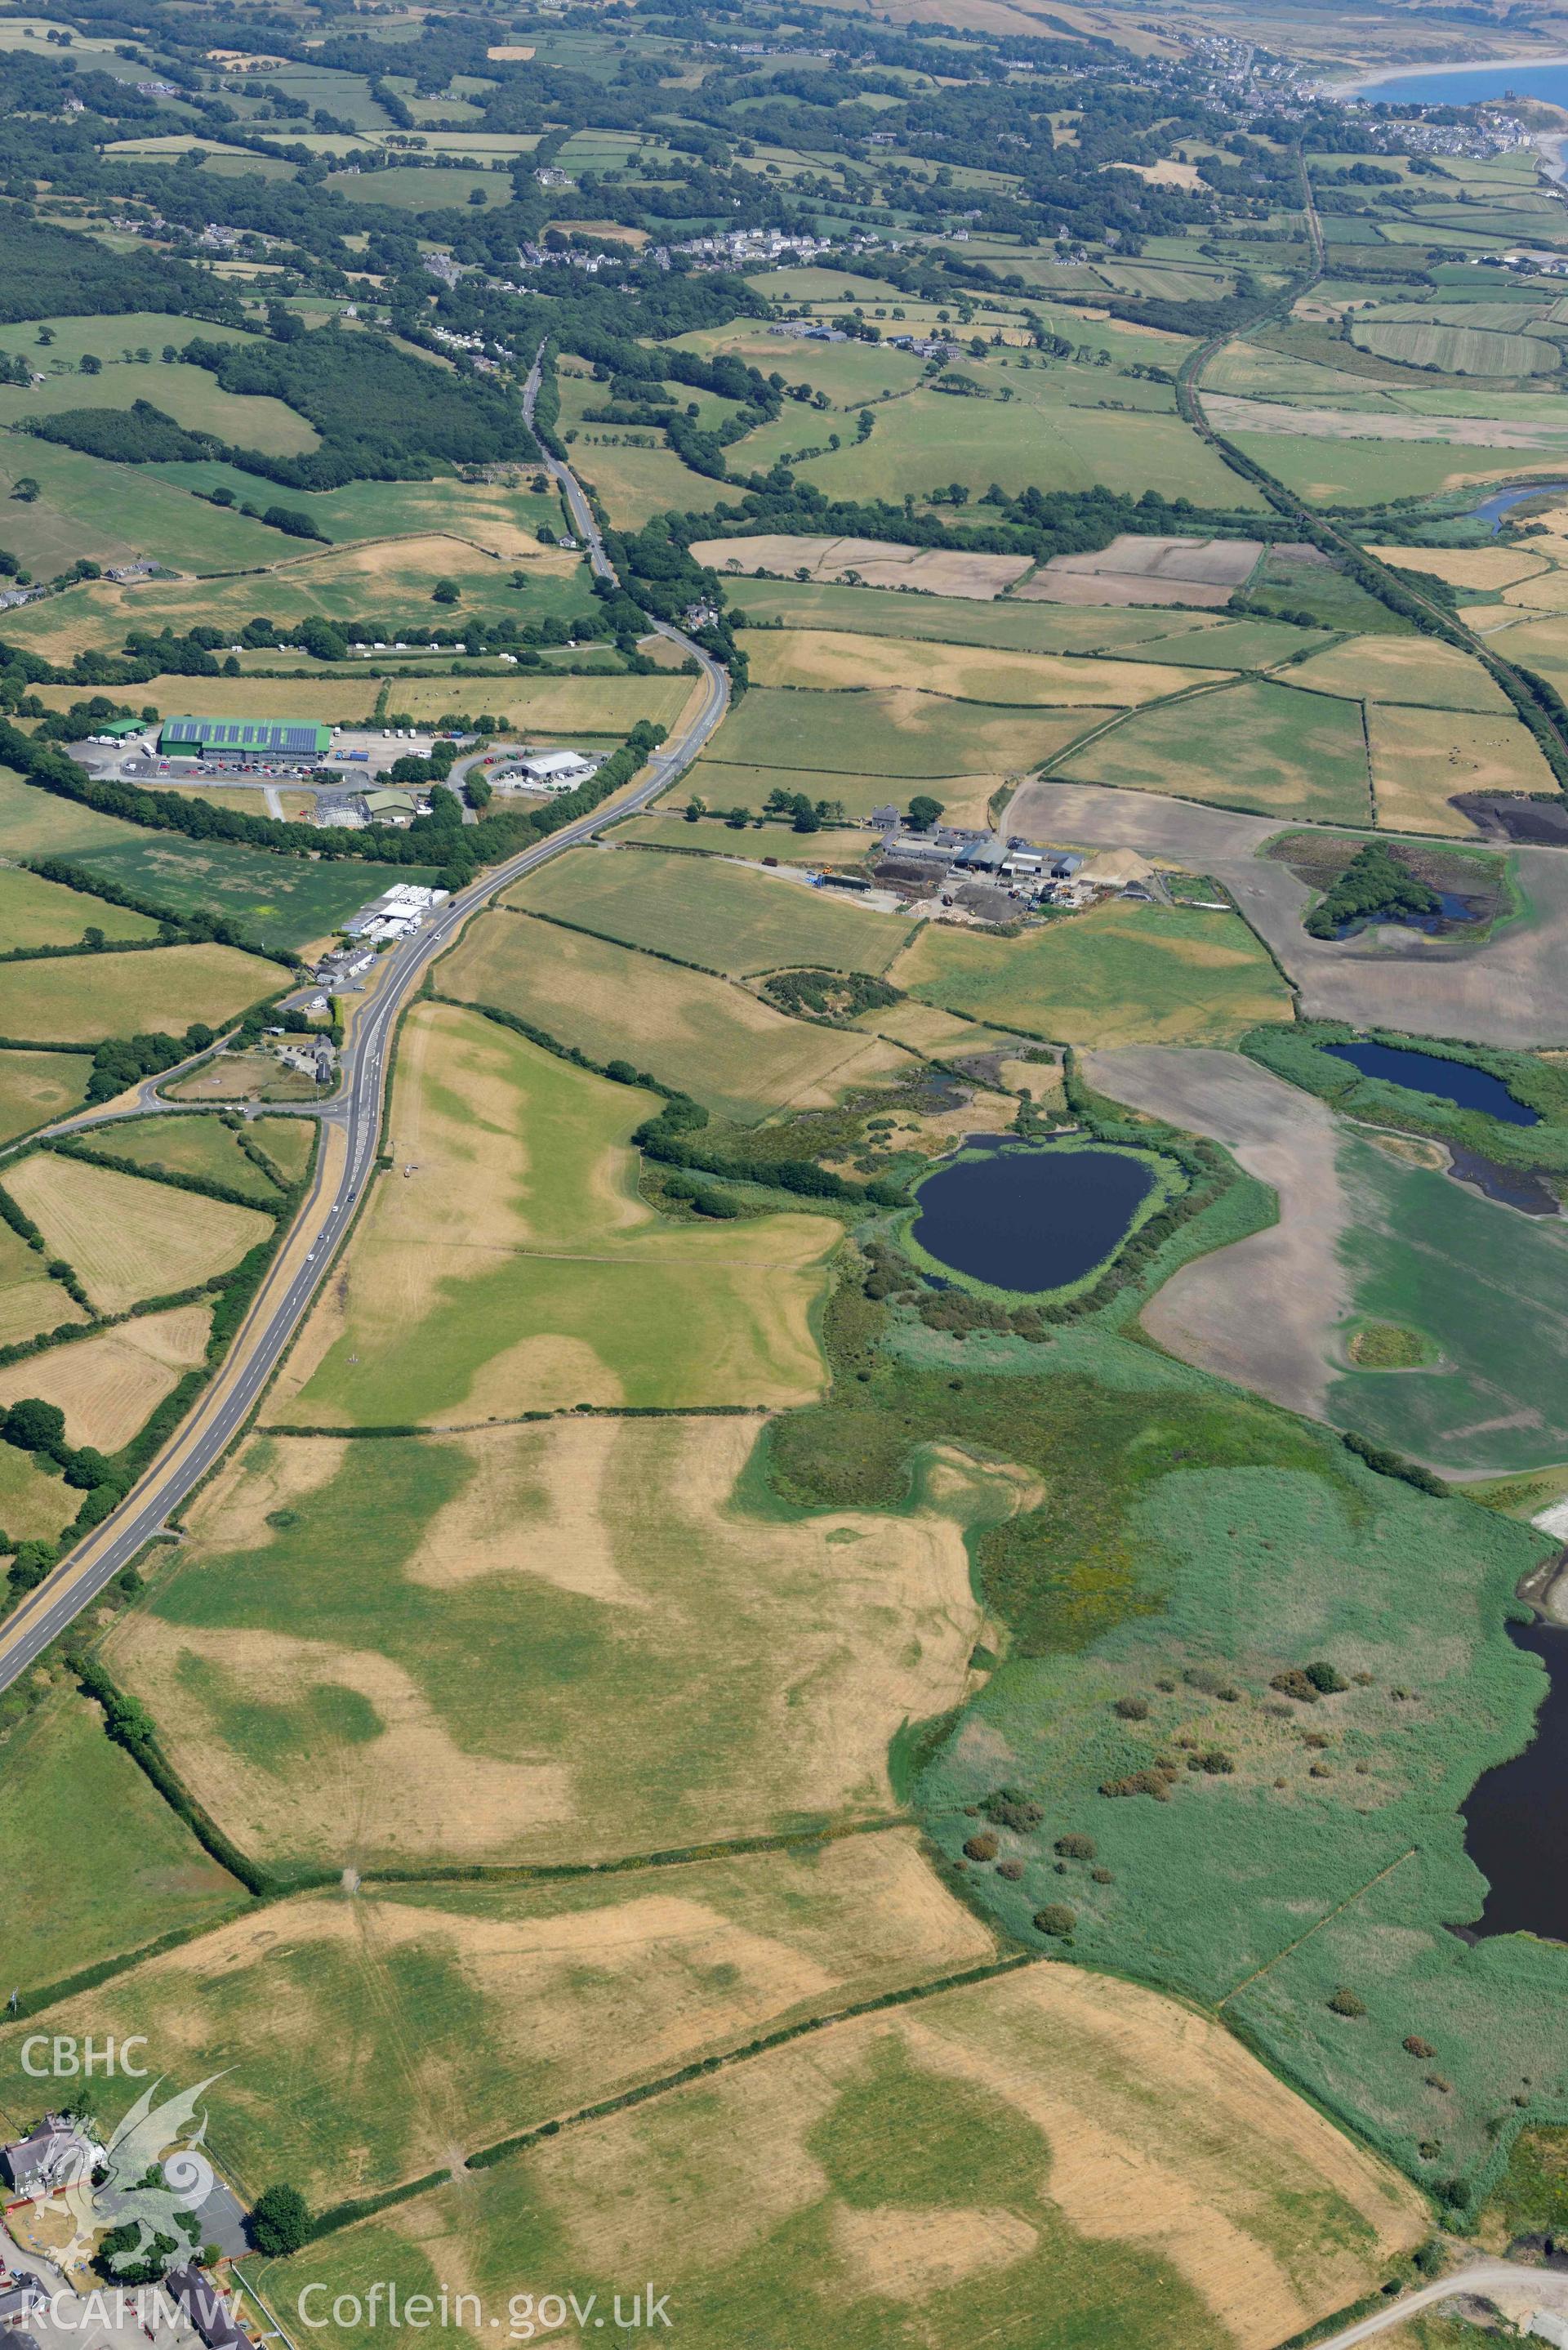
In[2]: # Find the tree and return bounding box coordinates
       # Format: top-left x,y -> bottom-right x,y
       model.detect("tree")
247,2185 -> 310,2257
11,478 -> 38,502
97,2223 -> 178,2285
3,1398 -> 67,1457
906,794 -> 943,832
432,577 -> 459,604
467,186 -> 487,206
80,353 -> 101,376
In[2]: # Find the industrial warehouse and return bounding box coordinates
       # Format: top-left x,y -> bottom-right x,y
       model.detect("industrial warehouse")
158,716 -> 334,765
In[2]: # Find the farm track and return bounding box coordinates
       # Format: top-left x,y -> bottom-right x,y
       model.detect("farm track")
0,364 -> 729,1701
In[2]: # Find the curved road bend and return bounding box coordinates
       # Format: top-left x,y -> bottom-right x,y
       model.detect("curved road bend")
0,416 -> 729,1700
1308,2262 -> 1568,2350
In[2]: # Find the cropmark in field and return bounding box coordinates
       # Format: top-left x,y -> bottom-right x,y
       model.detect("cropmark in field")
269,1002 -> 832,1425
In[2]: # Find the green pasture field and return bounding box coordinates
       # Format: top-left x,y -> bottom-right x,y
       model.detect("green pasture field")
1143,618 -> 1327,668
688,757 -> 1010,830
0,1211 -> 84,1346
614,814 -> 875,867
0,864 -> 157,950
0,1434 -> 79,1544
0,432 -> 292,575
708,685 -> 1094,782
275,1001 -> 833,1426
0,1831 -> 991,2198
437,910 -> 906,1125
721,575 -> 1238,657
1060,679 -> 1373,823
239,1959 -> 1419,2350
669,325 -> 929,409
1403,206 -> 1568,245
553,411 -> 729,530
726,384 -> 1265,509
1248,546 -> 1416,638
92,1111 -> 296,1202
327,165 -> 511,207
894,900 -> 1291,1047
0,1046 -> 91,1152
251,1114 -> 314,1183
0,357 -> 318,459
0,536 -> 584,663
1227,430 -> 1568,511
109,1402 -> 988,1873
1384,384 -> 1568,426
1349,319 -> 1559,377
1325,1136 -> 1568,1473
1372,301 -> 1562,332
0,1689 -> 240,2001
502,845 -> 913,977
727,580 -> 1326,673
1204,338 -> 1404,403
256,64 -> 390,127
0,312 -> 255,377
241,471 -> 563,545
0,941 -> 279,1045
64,839 -> 441,956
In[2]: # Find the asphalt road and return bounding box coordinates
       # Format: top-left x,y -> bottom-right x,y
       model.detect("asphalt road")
0,392 -> 728,1700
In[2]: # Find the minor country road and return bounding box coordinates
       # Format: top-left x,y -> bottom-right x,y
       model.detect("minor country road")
0,397 -> 728,1701
1307,2261 -> 1568,2350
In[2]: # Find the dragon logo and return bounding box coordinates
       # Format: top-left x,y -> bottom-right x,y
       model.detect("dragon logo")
45,2075 -> 225,2274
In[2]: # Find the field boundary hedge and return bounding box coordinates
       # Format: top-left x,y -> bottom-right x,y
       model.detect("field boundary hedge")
464,1951 -> 1036,2175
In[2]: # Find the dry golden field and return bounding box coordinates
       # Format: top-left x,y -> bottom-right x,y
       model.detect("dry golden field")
2,1153 -> 272,1313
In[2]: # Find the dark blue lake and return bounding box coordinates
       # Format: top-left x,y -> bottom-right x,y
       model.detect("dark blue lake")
1325,1039 -> 1540,1126
912,1143 -> 1155,1291
1462,1620 -> 1568,1941
1351,58 -> 1568,108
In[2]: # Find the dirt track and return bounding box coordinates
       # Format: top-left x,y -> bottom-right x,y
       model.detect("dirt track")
1084,1046 -> 1348,1417
1010,780 -> 1568,1049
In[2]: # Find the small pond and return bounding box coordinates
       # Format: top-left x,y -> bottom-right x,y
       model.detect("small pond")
1333,888 -> 1486,940
1325,1040 -> 1540,1127
1461,1620 -> 1568,1942
911,1139 -> 1155,1292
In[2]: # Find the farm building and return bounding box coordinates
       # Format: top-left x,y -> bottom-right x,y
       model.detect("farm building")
1,2116 -> 103,2196
167,2270 -> 252,2350
158,716 -> 332,765
494,748 -> 597,793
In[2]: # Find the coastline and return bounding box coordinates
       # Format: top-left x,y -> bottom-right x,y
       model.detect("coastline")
1321,50 -> 1568,97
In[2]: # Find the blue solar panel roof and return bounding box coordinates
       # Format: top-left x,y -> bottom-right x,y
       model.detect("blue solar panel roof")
161,716 -> 331,755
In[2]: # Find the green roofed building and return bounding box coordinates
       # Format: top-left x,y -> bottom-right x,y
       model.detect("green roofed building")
158,716 -> 332,764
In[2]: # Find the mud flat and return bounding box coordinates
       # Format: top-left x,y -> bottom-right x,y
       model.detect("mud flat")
1080,1046 -> 1350,1418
